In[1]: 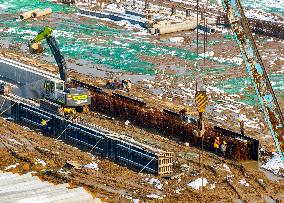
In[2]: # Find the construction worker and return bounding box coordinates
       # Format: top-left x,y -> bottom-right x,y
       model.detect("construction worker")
126,79 -> 131,91
238,117 -> 245,136
114,79 -> 120,89
214,137 -> 221,155
122,79 -> 132,92
179,108 -> 186,120
220,141 -> 227,157
193,129 -> 198,146
41,119 -> 47,126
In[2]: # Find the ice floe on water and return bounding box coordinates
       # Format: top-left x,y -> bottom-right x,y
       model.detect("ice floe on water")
261,152 -> 284,176
0,4 -> 7,10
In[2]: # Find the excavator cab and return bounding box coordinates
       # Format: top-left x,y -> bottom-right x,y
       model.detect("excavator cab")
44,80 -> 64,94
30,27 -> 91,114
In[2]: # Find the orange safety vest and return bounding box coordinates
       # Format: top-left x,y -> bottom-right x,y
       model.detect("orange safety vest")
214,139 -> 221,149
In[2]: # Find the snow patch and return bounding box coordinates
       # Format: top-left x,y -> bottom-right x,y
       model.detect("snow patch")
8,138 -> 23,145
146,194 -> 163,199
187,178 -> 208,189
210,183 -> 216,189
133,199 -> 139,203
181,164 -> 190,171
174,187 -> 185,194
239,179 -> 250,187
57,168 -> 71,175
35,159 -> 46,166
169,37 -> 184,43
105,3 -> 125,13
84,162 -> 99,170
146,178 -> 163,190
261,152 -> 284,176
5,163 -> 19,170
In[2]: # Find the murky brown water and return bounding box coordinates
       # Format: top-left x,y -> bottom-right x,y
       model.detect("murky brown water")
241,160 -> 283,181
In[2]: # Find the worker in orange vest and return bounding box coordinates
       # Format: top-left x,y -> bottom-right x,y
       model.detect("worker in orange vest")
214,137 -> 221,155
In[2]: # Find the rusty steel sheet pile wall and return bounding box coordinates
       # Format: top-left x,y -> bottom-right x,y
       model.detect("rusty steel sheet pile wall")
249,19 -> 284,39
73,80 -> 260,161
217,14 -> 284,39
1,94 -> 173,176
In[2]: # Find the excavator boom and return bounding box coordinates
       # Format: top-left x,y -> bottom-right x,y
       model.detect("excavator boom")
30,27 -> 67,83
220,0 -> 284,162
32,27 -> 53,43
29,27 -> 91,110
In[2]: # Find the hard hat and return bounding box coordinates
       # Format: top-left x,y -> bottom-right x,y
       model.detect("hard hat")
41,119 -> 47,126
223,141 -> 227,144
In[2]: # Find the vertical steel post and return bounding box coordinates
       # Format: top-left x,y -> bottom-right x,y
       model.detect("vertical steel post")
221,0 -> 284,163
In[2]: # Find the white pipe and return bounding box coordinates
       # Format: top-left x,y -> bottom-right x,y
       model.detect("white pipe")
20,9 -> 40,20
31,8 -> 52,18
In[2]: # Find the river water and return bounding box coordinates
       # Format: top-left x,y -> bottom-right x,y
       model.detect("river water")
0,0 -> 283,107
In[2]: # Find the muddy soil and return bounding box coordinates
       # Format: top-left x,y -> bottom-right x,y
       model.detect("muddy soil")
0,1 -> 284,201
0,115 -> 284,203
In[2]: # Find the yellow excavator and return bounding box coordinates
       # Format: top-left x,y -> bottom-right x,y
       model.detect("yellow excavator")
29,27 -> 91,115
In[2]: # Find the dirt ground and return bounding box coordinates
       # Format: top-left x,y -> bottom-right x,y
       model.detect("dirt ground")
1,1 -> 284,202
0,112 -> 284,203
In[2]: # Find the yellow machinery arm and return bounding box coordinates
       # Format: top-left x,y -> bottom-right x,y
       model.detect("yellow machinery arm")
31,27 -> 53,43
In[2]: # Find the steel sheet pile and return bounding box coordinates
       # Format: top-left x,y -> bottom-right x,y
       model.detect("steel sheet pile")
217,14 -> 284,39
74,80 -> 259,161
249,19 -> 284,39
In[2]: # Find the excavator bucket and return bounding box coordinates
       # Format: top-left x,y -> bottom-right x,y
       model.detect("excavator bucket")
28,41 -> 44,54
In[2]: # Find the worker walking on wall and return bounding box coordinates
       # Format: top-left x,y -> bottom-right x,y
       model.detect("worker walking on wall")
238,117 -> 245,136
214,137 -> 221,155
193,129 -> 198,146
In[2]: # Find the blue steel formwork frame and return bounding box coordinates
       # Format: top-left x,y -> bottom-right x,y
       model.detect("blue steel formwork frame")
62,122 -> 159,174
221,0 -> 284,163
63,123 -> 105,153
8,98 -> 165,175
